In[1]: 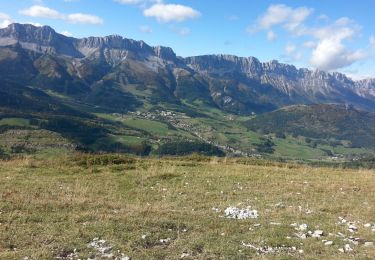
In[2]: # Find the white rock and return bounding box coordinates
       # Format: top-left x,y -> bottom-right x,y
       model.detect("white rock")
159,238 -> 171,244
296,224 -> 308,231
348,224 -> 358,232
364,223 -> 372,228
181,252 -> 190,258
312,230 -> 324,238
295,233 -> 307,239
364,242 -> 374,247
224,206 -> 258,219
344,244 -> 353,252
324,241 -> 334,246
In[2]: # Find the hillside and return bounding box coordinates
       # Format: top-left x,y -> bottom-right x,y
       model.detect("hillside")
245,104 -> 375,149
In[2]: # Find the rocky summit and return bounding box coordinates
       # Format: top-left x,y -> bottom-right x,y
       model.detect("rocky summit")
1,23 -> 375,115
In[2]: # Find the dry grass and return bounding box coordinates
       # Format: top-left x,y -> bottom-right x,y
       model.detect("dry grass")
0,155 -> 374,259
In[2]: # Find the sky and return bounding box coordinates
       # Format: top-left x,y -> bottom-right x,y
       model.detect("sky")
0,0 -> 375,79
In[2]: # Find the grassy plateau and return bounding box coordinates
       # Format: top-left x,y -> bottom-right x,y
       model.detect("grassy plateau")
0,154 -> 374,259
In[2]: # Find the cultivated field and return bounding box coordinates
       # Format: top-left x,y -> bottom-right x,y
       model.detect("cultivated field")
0,155 -> 374,259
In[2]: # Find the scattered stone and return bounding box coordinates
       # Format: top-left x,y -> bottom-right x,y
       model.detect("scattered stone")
364,242 -> 374,247
180,252 -> 190,258
348,224 -> 358,233
295,224 -> 308,231
269,222 -> 281,225
241,242 -> 299,255
324,241 -> 334,246
88,238 -> 130,259
338,217 -> 347,224
364,223 -> 372,228
344,244 -> 353,252
253,223 -> 261,227
275,202 -> 285,208
344,236 -> 362,245
55,248 -> 79,260
224,206 -> 258,219
312,230 -> 324,238
295,233 -> 307,239
212,207 -> 220,213
159,238 -> 171,244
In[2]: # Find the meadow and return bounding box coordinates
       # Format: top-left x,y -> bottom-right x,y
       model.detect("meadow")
0,154 -> 374,259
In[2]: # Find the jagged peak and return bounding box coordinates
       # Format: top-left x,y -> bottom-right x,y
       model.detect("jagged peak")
153,45 -> 176,60
0,23 -> 58,39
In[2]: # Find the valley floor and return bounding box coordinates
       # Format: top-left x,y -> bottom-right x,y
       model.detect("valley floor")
0,155 -> 374,259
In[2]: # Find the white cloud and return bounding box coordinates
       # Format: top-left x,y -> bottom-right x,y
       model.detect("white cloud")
27,22 -> 43,27
303,41 -> 316,48
19,5 -> 103,25
267,30 -> 277,41
0,12 -> 13,29
175,27 -> 190,36
139,25 -> 152,33
20,5 -> 63,19
115,0 -> 146,4
252,4 -> 368,71
228,15 -> 239,21
370,35 -> 375,48
67,13 -> 103,25
310,39 -> 366,70
309,18 -> 366,70
60,30 -> 73,36
284,43 -> 302,61
252,4 -> 313,34
317,14 -> 329,21
143,3 -> 200,23
285,44 -> 296,54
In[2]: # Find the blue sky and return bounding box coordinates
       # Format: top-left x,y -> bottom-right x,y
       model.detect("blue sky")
1,0 -> 375,79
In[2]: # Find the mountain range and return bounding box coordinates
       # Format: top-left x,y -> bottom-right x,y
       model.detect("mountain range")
1,23 -> 375,114
1,23 -> 375,159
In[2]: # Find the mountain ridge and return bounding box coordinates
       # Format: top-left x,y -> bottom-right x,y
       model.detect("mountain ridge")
0,23 -> 375,114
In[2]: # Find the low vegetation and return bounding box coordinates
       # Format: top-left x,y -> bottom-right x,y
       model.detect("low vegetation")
1,154 -> 374,259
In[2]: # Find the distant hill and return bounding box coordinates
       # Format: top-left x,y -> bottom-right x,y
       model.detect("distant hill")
245,104 -> 375,148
